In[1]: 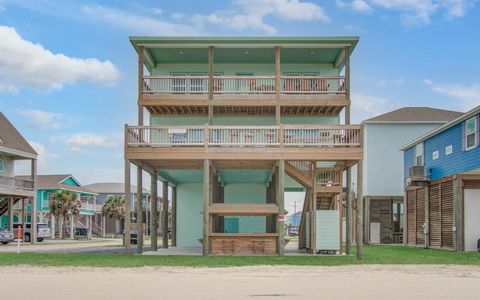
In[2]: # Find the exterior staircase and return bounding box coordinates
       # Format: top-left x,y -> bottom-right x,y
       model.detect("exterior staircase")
285,161 -> 313,188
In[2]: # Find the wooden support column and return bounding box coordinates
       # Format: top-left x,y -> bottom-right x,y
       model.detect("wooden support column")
424,186 -> 430,248
403,191 -> 408,246
31,159 -> 38,243
275,46 -> 281,126
136,166 -> 143,253
8,197 -> 14,233
345,167 -> 352,255
356,160 -> 364,260
150,172 -> 158,251
171,186 -> 177,247
208,46 -> 214,124
162,181 -> 169,248
203,159 -> 210,256
138,45 -> 144,126
276,160 -> 285,256
311,163 -> 317,255
364,197 -> 371,245
21,198 -> 25,241
344,46 -> 351,125
124,159 -> 132,254
453,176 -> 463,252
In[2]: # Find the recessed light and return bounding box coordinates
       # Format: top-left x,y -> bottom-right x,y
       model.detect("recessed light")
310,51 -> 315,55
245,51 -> 249,54
179,51 -> 184,54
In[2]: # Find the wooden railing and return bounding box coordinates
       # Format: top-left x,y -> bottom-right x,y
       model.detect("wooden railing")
281,76 -> 346,94
126,125 -> 361,148
142,75 -> 346,95
288,161 -> 312,179
316,168 -> 342,186
0,175 -> 34,190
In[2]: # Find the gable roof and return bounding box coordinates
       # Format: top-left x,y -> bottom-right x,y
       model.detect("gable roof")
0,112 -> 37,158
84,182 -> 150,194
18,174 -> 96,195
401,105 -> 480,151
363,107 -> 463,124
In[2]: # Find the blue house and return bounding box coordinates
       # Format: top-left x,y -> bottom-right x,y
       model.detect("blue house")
401,105 -> 480,252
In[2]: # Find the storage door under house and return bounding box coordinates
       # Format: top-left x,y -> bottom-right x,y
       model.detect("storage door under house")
464,188 -> 480,251
406,187 -> 426,247
406,189 -> 416,245
440,181 -> 454,249
369,200 -> 394,244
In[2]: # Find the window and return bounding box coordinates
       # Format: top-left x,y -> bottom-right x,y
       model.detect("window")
465,117 -> 478,150
445,145 -> 453,155
0,159 -> 4,173
432,150 -> 439,160
414,143 -> 424,166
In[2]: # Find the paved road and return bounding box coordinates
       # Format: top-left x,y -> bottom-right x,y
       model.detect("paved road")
1,265 -> 479,300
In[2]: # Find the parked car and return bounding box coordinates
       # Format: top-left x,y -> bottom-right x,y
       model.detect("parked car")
0,228 -> 14,244
13,223 -> 51,242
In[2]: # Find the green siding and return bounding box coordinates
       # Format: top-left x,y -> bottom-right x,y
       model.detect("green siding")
176,183 -> 203,248
224,183 -> 266,234
61,177 -> 80,187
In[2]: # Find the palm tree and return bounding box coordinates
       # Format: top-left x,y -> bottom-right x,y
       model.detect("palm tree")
102,195 -> 126,237
49,190 -> 81,239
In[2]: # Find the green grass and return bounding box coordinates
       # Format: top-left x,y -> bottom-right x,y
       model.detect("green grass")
0,246 -> 479,268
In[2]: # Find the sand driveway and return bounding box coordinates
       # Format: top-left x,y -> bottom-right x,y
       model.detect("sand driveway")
1,264 -> 479,299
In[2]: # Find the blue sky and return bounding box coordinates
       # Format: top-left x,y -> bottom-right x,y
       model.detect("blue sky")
0,0 -> 479,185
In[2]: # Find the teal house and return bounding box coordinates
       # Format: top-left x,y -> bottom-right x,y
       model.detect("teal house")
124,37 -> 364,256
25,174 -> 98,238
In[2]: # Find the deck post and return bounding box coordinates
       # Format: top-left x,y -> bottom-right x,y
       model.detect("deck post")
311,163 -> 317,255
275,46 -> 281,99
162,181 -> 169,248
203,159 -> 210,256
356,160 -> 364,260
344,46 -> 351,125
138,45 -> 144,126
453,176 -> 463,252
21,198 -> 25,240
208,46 -> 214,124
364,197 -> 370,244
345,167 -> 352,255
276,160 -> 285,256
31,159 -> 38,243
136,166 -> 143,253
150,172 -> 158,251
124,159 -> 132,254
171,186 -> 177,247
8,197 -> 14,233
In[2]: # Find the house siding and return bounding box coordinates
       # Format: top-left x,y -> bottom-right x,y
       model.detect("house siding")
364,123 -> 442,196
404,113 -> 480,181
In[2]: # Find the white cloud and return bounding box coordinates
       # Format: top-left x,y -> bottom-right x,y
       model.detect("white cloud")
19,109 -> 65,130
0,26 -> 119,94
82,5 -> 200,35
424,79 -> 480,110
29,141 -> 49,166
67,133 -> 118,148
375,77 -> 405,87
337,0 -> 475,25
152,7 -> 162,15
351,92 -> 397,122
191,0 -> 330,34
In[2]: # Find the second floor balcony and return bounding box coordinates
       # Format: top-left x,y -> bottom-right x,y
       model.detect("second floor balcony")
0,175 -> 34,191
143,75 -> 346,97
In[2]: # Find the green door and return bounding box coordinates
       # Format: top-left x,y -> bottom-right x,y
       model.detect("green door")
224,217 -> 239,233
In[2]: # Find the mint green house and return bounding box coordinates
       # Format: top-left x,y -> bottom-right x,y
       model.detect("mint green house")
124,37 -> 363,256
29,174 -> 98,238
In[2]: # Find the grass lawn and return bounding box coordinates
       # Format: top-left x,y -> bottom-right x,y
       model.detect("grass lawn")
0,246 -> 479,268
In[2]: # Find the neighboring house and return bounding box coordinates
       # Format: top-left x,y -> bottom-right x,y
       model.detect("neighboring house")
0,112 -> 38,242
124,36 -> 363,255
22,174 -> 98,239
287,211 -> 302,227
83,182 -> 152,236
361,107 -> 463,245
402,105 -> 480,252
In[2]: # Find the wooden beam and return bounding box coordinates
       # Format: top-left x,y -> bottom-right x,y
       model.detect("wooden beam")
138,45 -> 144,126
345,166 -> 352,255
203,159 -> 210,256
162,181 -> 169,248
209,203 -> 280,216
124,159 -> 132,254
356,159 -> 364,260
150,172 -> 158,251
276,159 -> 285,256
275,46 -> 281,99
208,46 -> 214,101
453,176 -> 463,252
171,186 -> 177,247
136,166 -> 143,254
31,159 -> 38,244
344,46 -> 351,125
311,163 -> 317,255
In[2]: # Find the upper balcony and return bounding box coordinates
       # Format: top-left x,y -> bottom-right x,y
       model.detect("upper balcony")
131,36 -> 358,114
125,124 -> 363,162
0,175 -> 35,197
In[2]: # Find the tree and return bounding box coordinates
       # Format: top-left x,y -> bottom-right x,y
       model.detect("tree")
102,195 -> 126,237
49,190 -> 81,239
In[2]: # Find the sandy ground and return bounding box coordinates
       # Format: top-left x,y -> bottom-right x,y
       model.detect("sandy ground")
1,265 -> 479,300
0,238 -> 123,253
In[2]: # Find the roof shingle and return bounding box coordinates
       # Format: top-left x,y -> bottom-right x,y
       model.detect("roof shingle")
363,107 -> 463,123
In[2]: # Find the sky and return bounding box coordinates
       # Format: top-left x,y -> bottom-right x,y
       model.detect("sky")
0,0 -> 479,192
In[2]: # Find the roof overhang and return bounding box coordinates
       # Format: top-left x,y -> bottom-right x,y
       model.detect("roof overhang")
0,146 -> 37,159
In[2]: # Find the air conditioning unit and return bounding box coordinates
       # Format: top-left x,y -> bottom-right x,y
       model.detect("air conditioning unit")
407,165 -> 429,186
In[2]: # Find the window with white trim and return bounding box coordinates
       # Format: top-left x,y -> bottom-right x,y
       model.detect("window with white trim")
465,117 -> 478,150
0,159 -> 4,173
414,142 -> 424,166
432,150 -> 439,160
445,145 -> 453,155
